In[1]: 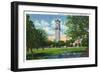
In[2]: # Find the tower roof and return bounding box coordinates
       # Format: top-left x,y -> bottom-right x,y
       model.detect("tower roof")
55,19 -> 60,22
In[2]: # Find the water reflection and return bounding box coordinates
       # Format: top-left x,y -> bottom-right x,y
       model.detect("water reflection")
46,52 -> 87,59
27,52 -> 88,60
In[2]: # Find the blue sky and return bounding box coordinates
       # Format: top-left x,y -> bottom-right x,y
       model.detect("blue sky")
28,14 -> 67,36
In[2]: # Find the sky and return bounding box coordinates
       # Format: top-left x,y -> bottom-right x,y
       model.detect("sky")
28,13 -> 67,36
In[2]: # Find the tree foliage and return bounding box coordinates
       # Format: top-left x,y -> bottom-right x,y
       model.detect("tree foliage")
26,15 -> 35,52
65,39 -> 74,47
26,15 -> 48,53
65,16 -> 89,46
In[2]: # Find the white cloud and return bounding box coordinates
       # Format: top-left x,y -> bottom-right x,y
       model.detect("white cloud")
43,27 -> 49,32
34,20 -> 54,35
43,27 -> 54,35
34,19 -> 67,36
41,20 -> 49,27
51,19 -> 55,30
34,20 -> 42,29
34,20 -> 50,29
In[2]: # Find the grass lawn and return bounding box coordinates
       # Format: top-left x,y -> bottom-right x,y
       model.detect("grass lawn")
27,47 -> 87,55
26,47 -> 88,60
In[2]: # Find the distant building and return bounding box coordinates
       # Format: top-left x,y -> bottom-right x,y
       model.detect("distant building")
55,19 -> 61,42
48,18 -> 70,42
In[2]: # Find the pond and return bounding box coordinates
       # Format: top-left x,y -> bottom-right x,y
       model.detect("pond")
27,51 -> 88,60
46,52 -> 87,59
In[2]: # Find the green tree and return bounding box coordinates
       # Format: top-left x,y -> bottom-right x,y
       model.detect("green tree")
35,29 -> 48,50
65,39 -> 74,47
52,40 -> 58,47
26,15 -> 48,53
58,41 -> 65,47
65,16 -> 89,47
46,40 -> 53,47
26,15 -> 35,53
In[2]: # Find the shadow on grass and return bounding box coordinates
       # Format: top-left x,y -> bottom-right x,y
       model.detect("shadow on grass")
26,53 -> 52,60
